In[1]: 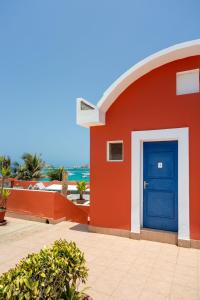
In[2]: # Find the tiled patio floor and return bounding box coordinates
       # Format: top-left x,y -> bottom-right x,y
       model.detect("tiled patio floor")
0,217 -> 200,300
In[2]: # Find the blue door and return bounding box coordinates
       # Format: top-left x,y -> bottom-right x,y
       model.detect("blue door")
143,141 -> 178,232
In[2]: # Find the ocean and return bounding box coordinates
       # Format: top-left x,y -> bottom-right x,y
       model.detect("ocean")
41,167 -> 90,182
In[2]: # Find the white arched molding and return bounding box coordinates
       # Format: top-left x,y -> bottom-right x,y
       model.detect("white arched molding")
77,39 -> 200,128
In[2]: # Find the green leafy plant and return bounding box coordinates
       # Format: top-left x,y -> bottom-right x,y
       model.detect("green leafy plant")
0,156 -> 11,177
76,181 -> 88,200
15,153 -> 45,181
0,189 -> 10,211
47,166 -> 65,181
0,239 -> 88,300
0,156 -> 11,210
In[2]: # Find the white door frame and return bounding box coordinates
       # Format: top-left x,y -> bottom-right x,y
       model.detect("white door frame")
131,127 -> 190,241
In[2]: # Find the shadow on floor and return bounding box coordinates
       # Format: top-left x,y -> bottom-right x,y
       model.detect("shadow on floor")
69,223 -> 89,233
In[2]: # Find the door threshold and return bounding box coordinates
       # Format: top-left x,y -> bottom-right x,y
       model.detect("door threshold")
140,228 -> 178,245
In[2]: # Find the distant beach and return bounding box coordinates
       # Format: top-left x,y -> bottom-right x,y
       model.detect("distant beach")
41,167 -> 90,182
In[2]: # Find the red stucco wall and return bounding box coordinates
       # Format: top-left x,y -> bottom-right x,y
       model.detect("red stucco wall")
7,190 -> 55,218
7,190 -> 89,224
90,55 -> 200,240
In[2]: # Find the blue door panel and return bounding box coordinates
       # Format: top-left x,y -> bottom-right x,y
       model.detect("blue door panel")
146,191 -> 175,219
147,179 -> 175,191
143,141 -> 178,232
147,152 -> 175,178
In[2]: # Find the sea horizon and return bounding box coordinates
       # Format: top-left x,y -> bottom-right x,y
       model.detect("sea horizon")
42,166 -> 90,182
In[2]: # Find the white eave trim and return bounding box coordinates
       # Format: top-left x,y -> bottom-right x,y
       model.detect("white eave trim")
97,39 -> 200,113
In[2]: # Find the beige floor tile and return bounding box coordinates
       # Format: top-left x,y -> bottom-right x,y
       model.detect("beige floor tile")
128,264 -> 152,279
149,269 -> 174,283
178,247 -> 198,257
174,264 -> 198,278
170,284 -> 199,300
153,261 -> 176,273
92,275 -> 120,296
173,273 -> 198,289
86,264 -> 108,286
177,249 -> 198,268
139,291 -> 168,300
144,278 -> 172,296
88,288 -> 110,300
110,272 -> 147,299
177,256 -> 198,268
134,256 -> 156,267
84,253 -> 98,263
157,253 -> 178,264
109,259 -> 134,272
0,257 -> 21,274
143,240 -> 162,250
111,280 -> 143,300
159,245 -> 179,255
0,263 -> 12,274
1,218 -> 200,300
93,256 -> 115,268
0,247 -> 29,264
122,272 -> 148,286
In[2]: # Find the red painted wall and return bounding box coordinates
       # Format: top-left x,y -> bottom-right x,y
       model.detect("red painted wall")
7,190 -> 89,224
7,190 -> 54,218
53,193 -> 89,223
90,55 -> 200,239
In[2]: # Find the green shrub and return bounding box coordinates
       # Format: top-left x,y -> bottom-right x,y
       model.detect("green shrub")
0,239 -> 88,300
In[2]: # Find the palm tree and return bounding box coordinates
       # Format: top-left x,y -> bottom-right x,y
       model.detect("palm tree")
16,153 -> 45,180
47,166 -> 65,181
76,181 -> 88,201
11,161 -> 20,178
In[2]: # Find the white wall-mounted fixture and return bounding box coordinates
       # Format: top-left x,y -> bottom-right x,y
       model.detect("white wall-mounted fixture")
176,69 -> 199,95
76,98 -> 105,127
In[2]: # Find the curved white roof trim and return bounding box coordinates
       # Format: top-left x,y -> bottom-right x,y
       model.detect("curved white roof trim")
97,39 -> 200,113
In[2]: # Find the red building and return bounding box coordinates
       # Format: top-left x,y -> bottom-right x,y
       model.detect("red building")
77,40 -> 200,247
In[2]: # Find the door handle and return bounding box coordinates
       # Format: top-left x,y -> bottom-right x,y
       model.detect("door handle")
144,181 -> 149,189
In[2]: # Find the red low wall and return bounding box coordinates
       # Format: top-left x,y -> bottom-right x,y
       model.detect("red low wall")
7,189 -> 89,224
77,205 -> 90,214
10,179 -> 90,189
53,193 -> 89,224
11,180 -> 61,189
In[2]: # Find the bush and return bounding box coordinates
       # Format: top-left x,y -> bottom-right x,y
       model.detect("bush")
0,239 -> 88,300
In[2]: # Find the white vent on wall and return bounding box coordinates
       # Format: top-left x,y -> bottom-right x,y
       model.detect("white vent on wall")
176,69 -> 200,95
80,101 -> 94,110
107,141 -> 123,162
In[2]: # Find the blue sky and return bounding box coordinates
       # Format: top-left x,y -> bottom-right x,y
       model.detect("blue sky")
0,1 -> 199,166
